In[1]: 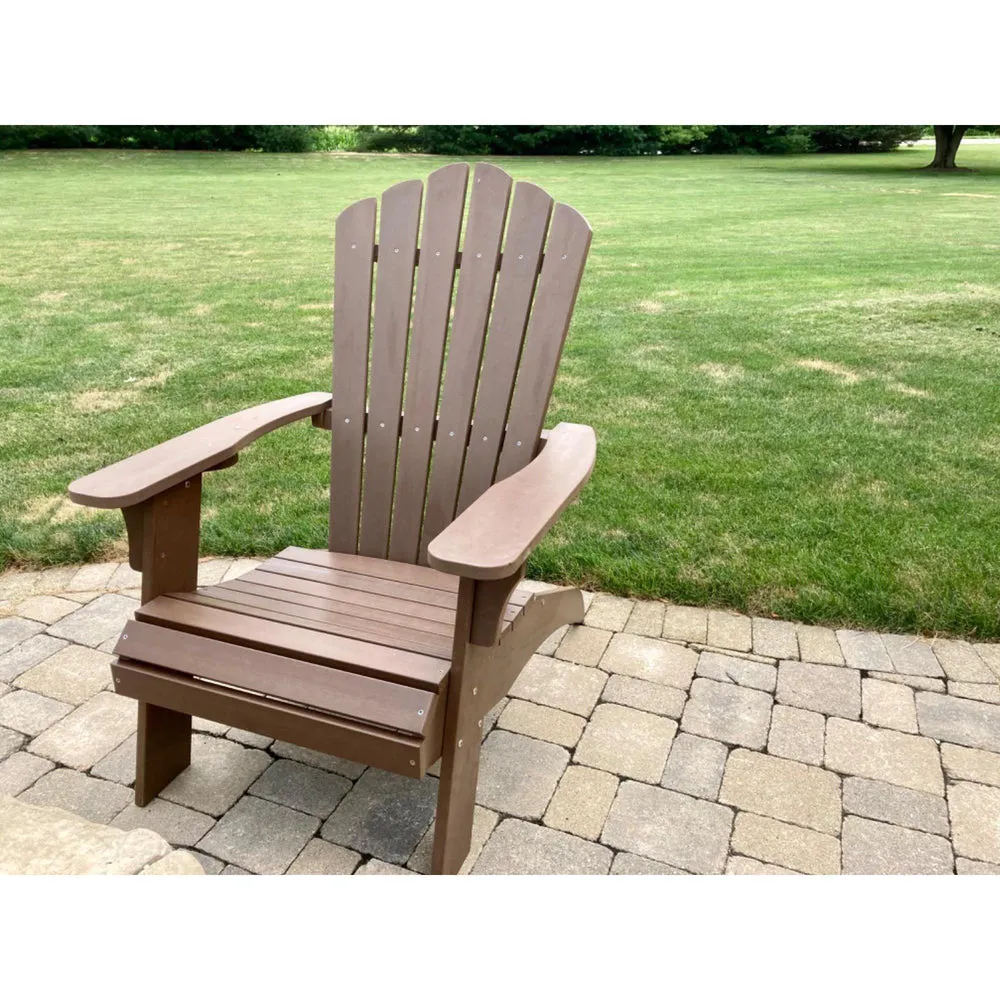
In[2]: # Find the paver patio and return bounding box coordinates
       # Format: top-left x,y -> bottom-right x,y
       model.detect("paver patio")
2,558 -> 999,875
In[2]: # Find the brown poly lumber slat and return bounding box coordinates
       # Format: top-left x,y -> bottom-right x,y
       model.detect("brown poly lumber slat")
112,659 -> 437,778
69,393 -> 332,509
427,422 -> 596,580
419,163 -> 513,562
277,546 -> 458,593
457,182 -> 553,513
495,203 -> 592,480
172,589 -> 453,659
329,197 -> 377,553
215,579 -> 455,637
135,596 -> 449,692
114,620 -> 435,737
259,557 -> 457,610
359,179 -> 423,558
237,569 -> 456,626
390,163 -> 470,563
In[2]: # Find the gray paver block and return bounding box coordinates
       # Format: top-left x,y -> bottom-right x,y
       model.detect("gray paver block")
956,858 -> 1000,875
536,625 -> 568,657
197,559 -> 234,587
575,703 -> 676,783
15,595 -> 81,626
0,634 -> 68,683
15,644 -> 112,705
932,640 -> 993,683
662,605 -> 707,644
610,852 -> 686,874
555,625 -> 612,666
226,727 -> 274,749
862,677 -> 918,733
601,781 -> 733,874
842,777 -> 949,836
725,855 -> 798,875
825,718 -> 944,795
249,758 -> 352,818
19,767 -> 132,825
321,769 -> 437,864
948,781 -> 1000,865
624,601 -> 666,638
868,671 -> 945,694
584,594 -> 634,631
940,743 -> 1000,787
796,624 -> 844,666
730,812 -> 840,874
600,634 -> 697,690
509,654 -> 607,717
0,689 -> 72,736
355,859 -> 416,875
0,617 -> 46,655
600,674 -> 687,719
497,699 -> 586,749
27,690 -> 135,770
543,766 -> 618,840
269,740 -> 366,778
66,562 -> 117,592
90,734 -> 136,785
408,805 -> 498,874
777,660 -> 860,720
159,734 -> 269,816
767,705 -> 825,765
186,850 -> 225,874
680,678 -> 772,750
0,751 -> 54,796
837,630 -> 892,672
916,692 -> 1000,753
221,558 -> 262,582
696,651 -> 776,692
947,682 -> 1000,705
113,798 -> 216,847
287,838 -> 362,874
473,818 -> 613,875
197,795 -> 319,875
706,610 -> 752,652
660,733 -> 728,800
752,618 -> 797,659
0,726 -> 25,761
476,730 -> 568,819
881,634 -> 944,678
842,816 -> 953,874
46,593 -> 138,647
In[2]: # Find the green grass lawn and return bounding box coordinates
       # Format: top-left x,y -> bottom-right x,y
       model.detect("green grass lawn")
2,146 -> 999,637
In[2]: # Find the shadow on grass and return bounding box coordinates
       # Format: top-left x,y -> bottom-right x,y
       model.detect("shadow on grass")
753,155 -> 1000,180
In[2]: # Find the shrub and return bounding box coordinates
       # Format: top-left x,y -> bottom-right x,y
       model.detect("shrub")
807,126 -> 925,152
0,125 -> 322,152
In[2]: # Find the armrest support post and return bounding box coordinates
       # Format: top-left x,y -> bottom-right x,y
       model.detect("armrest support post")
137,475 -> 202,604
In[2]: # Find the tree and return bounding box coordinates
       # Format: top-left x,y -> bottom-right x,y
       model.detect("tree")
927,126 -> 970,169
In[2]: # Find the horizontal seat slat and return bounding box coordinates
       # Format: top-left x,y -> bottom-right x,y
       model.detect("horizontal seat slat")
135,596 -> 449,693
278,546 -> 459,593
115,620 -> 437,736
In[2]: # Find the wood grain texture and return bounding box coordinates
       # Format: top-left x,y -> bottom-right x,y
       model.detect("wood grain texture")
390,163 -> 469,563
329,196 -> 377,553
359,180 -> 423,557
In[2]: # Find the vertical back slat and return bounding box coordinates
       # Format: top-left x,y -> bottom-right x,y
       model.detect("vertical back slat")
329,197 -> 377,553
495,203 -> 592,481
357,180 -> 423,557
389,164 -> 470,563
418,163 -> 513,560
455,181 -> 553,513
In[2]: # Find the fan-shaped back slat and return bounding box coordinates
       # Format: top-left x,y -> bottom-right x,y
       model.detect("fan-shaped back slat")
357,180 -> 423,557
328,197 -> 377,553
494,203 -> 592,481
417,163 -> 512,561
455,181 -> 553,514
388,163 -> 470,564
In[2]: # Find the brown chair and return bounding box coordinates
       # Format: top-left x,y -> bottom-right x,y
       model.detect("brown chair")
68,162 -> 595,874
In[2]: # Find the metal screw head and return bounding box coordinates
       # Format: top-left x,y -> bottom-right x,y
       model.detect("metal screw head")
457,739 -> 463,748
379,421 -> 385,428
435,250 -> 441,256
518,254 -> 524,260
417,709 -> 424,716
472,687 -> 478,696
477,719 -> 482,728
482,435 -> 487,442
409,760 -> 416,766
184,480 -> 191,488
122,634 -> 128,640
449,431 -> 455,437
344,417 -> 350,424
476,252 -> 482,259
516,440 -> 522,447
350,243 -> 357,249
393,247 -> 399,253
561,254 -> 567,259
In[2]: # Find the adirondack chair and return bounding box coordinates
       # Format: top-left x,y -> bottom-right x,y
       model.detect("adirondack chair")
68,163 -> 595,874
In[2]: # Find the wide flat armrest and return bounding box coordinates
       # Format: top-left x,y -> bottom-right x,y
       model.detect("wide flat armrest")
427,422 -> 596,580
68,392 -> 332,509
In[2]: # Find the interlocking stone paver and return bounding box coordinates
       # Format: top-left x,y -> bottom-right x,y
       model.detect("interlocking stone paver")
575,704 -> 676,783
249,759 -> 352,818
730,812 -> 840,874
33,566 -> 77,592
601,782 -> 733,874
584,594 -> 634,631
0,571 -> 40,600
321,769 -> 437,864
796,624 -> 845,666
286,839 -> 361,874
509,654 -> 607,716
696,651 -> 776,692
221,558 -> 261,582
720,749 -> 841,834
600,674 -> 687,719
555,625 -> 612,666
956,858 -> 1000,875
113,798 -> 216,847
837,630 -> 892,672
19,767 -> 132,824
0,689 -> 72,736
193,716 -> 231,736
0,617 -> 46,655
187,850 -> 225,874
706,610 -> 752,652
940,743 -> 1000,787
972,643 -> 1000,675
868,671 -> 945,693
842,777 -> 949,836
825,718 -> 944,795
476,731 -> 568,819
226,727 -> 274,749
777,660 -> 860,720
947,682 -> 1000,705
355,859 -> 415,875
107,563 -> 142,590
159,734 -> 269,815
601,633 -> 697,690
862,677 -> 918,733
0,751 -> 54,795
915,691 -> 1000,753
662,605 -> 707,643
197,559 -> 234,587
497,699 -> 585,749
220,864 -> 251,875
624,600 -> 666,637
15,645 -> 112,705
482,697 -> 507,736
948,782 -> 1000,865
90,734 -> 136,785
725,856 -> 798,875
15,595 -> 81,625
0,726 -> 25,760
932,639 -> 993,683
0,634 -> 68,683
536,624 -> 568,657
46,593 -> 138,648
680,678 -> 772,750
269,740 -> 366,778
611,853 -> 685,874
197,795 -> 319,875
752,618 -> 797,659
408,805 -> 498,874
543,766 -> 618,840
842,816 -> 953,874
474,818 -> 613,875
66,561 -> 117,592
767,705 -> 825,765
881,634 -> 944,678
27,690 -> 135,770
693,646 -> 776,665
139,851 -> 205,875
660,733 -> 728,800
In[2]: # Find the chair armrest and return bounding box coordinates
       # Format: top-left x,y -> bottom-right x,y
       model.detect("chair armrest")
68,392 -> 332,509
426,422 -> 596,580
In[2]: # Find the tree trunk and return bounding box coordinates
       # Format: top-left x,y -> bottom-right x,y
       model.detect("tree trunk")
927,126 -> 969,169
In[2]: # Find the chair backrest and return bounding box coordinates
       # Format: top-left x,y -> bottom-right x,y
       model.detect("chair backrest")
328,162 -> 591,565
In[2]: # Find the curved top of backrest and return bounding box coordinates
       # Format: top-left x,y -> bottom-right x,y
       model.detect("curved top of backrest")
328,162 -> 591,564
